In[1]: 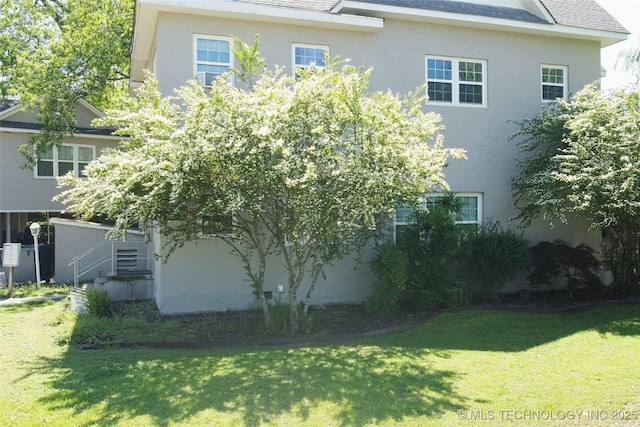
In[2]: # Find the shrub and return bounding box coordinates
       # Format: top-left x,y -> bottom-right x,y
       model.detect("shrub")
268,299 -> 292,335
400,194 -> 471,311
367,242 -> 408,315
368,193 -> 471,314
442,281 -> 471,308
85,288 -> 111,318
465,221 -> 531,300
527,240 -> 604,298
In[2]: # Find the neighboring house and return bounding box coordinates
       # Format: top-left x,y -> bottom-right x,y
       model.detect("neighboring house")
64,0 -> 628,314
0,100 -> 120,282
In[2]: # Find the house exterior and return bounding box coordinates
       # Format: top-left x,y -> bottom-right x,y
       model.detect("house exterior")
0,100 -> 120,282
120,0 -> 629,313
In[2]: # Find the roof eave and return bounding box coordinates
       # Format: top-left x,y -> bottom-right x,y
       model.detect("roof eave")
550,25 -> 628,48
0,126 -> 121,140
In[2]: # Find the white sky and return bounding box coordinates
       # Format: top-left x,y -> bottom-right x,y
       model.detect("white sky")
597,0 -> 640,89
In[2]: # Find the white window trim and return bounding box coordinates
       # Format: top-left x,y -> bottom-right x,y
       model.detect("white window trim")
292,43 -> 330,75
448,193 -> 483,225
394,193 -> 483,242
193,34 -> 234,87
426,56 -> 487,108
541,64 -> 568,102
35,144 -> 96,179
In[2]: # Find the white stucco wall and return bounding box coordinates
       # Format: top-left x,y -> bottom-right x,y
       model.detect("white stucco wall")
145,9 -> 607,312
0,133 -> 119,212
153,229 -> 377,314
150,12 -> 602,245
0,102 -> 120,214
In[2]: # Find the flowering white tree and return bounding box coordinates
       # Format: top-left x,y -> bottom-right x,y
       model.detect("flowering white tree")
512,83 -> 640,296
58,41 -> 463,329
617,42 -> 640,84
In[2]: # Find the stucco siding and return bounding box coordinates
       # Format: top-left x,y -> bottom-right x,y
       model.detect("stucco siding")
146,8 -> 607,312
0,132 -> 68,212
153,232 -> 257,313
0,132 -> 118,212
152,12 -> 601,241
153,230 -> 376,314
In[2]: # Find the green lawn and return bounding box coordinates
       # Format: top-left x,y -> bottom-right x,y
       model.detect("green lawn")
0,282 -> 70,299
1,300 -> 639,426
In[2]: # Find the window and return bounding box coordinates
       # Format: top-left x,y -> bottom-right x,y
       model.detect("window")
194,35 -> 233,86
394,193 -> 482,241
426,56 -> 486,106
36,144 -> 95,178
541,65 -> 567,101
292,44 -> 328,76
198,213 -> 234,237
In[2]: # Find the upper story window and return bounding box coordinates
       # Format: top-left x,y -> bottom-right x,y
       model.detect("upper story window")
194,35 -> 233,86
541,65 -> 567,101
292,44 -> 328,76
36,144 -> 95,178
426,56 -> 487,107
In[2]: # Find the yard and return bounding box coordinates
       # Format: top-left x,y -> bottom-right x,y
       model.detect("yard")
0,294 -> 639,426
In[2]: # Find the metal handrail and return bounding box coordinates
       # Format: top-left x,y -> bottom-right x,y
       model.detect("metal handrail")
69,240 -> 114,264
69,239 -> 152,288
73,254 -> 113,287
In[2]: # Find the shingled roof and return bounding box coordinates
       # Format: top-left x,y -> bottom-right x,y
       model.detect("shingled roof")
238,0 -> 628,33
352,0 -> 548,24
540,0 -> 629,33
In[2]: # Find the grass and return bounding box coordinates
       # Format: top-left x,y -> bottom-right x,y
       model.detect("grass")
0,299 -> 639,426
0,281 -> 70,299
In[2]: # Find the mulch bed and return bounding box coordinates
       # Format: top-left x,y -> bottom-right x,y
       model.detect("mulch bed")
82,296 -> 640,351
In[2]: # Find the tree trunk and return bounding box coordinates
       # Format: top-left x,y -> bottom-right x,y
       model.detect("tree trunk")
303,263 -> 324,318
286,259 -> 306,333
288,293 -> 299,333
258,286 -> 271,327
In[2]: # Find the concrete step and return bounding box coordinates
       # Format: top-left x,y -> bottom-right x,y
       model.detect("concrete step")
106,269 -> 153,280
94,276 -> 153,301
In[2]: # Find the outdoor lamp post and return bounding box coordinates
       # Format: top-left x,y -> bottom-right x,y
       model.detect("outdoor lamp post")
29,222 -> 41,289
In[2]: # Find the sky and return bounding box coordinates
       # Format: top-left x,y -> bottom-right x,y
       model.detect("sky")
597,0 -> 640,89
